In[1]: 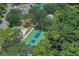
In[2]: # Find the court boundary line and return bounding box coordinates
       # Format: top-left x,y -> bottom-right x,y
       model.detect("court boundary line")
21,27 -> 34,42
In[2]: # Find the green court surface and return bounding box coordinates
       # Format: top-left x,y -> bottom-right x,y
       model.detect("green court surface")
23,28 -> 44,47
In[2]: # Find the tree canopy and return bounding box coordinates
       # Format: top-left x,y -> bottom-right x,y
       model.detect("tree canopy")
1,3 -> 79,56
6,9 -> 22,28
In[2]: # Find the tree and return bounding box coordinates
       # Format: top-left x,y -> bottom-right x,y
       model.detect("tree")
32,39 -> 51,56
1,3 -> 79,56
44,4 -> 66,14
12,28 -> 22,43
60,42 -> 79,56
0,4 -> 7,10
44,4 -> 79,56
6,9 -> 21,28
0,3 -> 7,19
29,4 -> 54,31
0,28 -> 13,51
0,43 -> 31,56
29,6 -> 46,29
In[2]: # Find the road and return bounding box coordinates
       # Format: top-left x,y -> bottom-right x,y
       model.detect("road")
0,4 -> 12,29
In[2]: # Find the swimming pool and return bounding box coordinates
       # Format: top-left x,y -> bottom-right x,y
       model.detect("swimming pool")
23,28 -> 44,48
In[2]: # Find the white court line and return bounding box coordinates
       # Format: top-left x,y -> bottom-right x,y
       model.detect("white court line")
21,27 -> 34,42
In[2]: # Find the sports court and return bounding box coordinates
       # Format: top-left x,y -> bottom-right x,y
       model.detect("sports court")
23,28 -> 44,48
